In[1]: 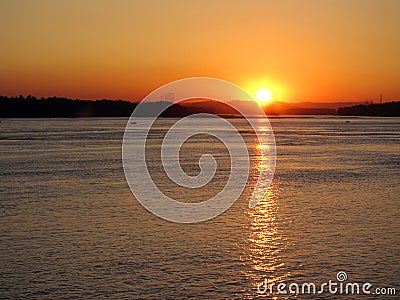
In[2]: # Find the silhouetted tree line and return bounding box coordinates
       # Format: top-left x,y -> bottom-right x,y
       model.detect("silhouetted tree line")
0,95 -> 238,118
337,101 -> 400,117
0,95 -> 137,117
1,95 -> 399,117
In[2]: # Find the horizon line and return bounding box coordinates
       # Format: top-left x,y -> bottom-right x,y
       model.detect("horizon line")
0,94 -> 397,104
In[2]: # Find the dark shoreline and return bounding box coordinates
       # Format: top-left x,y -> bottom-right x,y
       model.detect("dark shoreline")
1,95 -> 399,118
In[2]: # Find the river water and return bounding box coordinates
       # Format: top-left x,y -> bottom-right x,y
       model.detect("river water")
0,117 -> 399,299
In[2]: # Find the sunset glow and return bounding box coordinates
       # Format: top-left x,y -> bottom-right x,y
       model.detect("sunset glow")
0,1 -> 399,102
0,1 -> 399,298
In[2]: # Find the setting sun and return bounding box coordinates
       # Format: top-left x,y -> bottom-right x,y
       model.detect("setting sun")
256,89 -> 272,103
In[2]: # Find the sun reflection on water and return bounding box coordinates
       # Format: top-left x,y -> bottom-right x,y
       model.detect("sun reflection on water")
243,138 -> 290,298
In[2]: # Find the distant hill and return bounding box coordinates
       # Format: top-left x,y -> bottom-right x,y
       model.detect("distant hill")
273,101 -> 367,110
262,101 -> 363,115
182,100 -> 338,115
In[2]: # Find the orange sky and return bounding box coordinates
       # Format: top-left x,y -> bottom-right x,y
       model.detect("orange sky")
0,0 -> 399,102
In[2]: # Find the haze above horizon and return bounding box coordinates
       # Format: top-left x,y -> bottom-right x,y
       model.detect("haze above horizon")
0,0 -> 399,103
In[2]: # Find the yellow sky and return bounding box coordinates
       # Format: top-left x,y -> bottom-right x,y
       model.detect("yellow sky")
0,0 -> 399,102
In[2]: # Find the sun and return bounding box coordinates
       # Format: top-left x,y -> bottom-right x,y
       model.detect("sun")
256,89 -> 272,103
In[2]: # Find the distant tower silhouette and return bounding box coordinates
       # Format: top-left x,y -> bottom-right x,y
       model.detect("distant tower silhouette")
380,93 -> 383,104
164,92 -> 174,102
